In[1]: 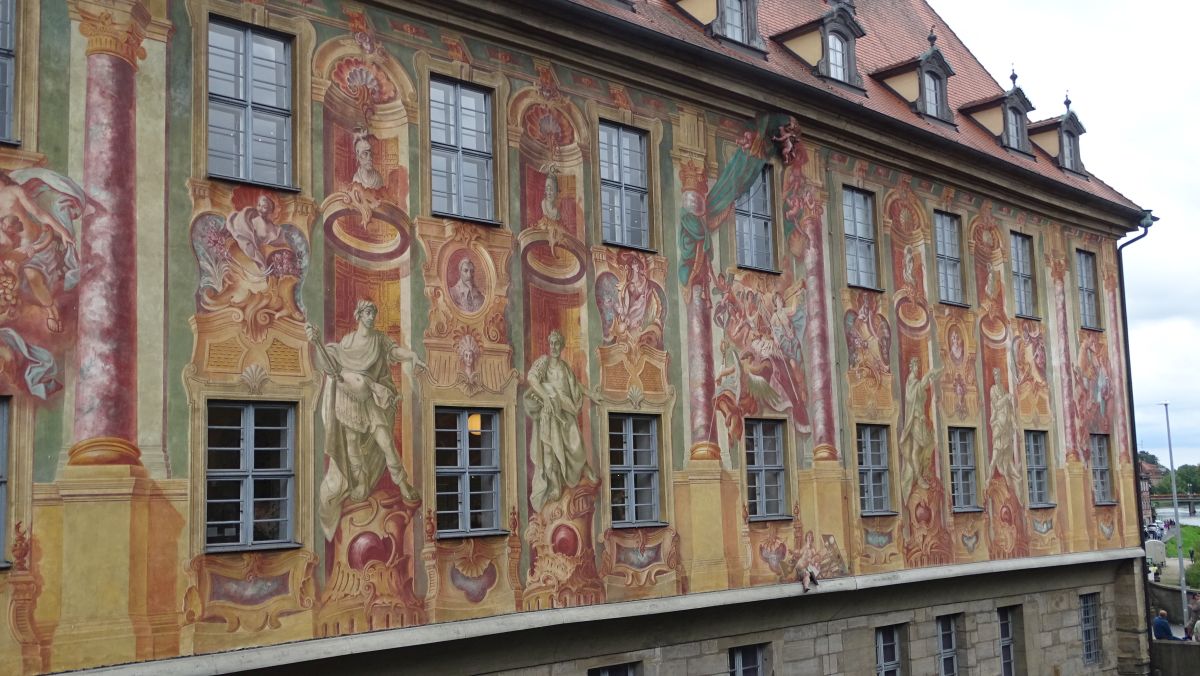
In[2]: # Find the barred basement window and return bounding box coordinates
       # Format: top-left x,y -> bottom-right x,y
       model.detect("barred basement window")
998,605 -> 1023,676
1091,434 -> 1113,503
0,0 -> 14,141
1077,249 -> 1099,329
609,413 -> 660,526
1010,232 -> 1037,317
430,78 -> 495,221
843,187 -> 878,288
1080,593 -> 1101,665
736,166 -> 775,270
728,643 -> 766,676
434,408 -> 501,535
936,614 -> 961,676
948,428 -> 977,509
935,211 -> 964,304
588,663 -> 638,676
205,402 -> 295,550
599,122 -> 650,249
207,19 -> 293,187
875,625 -> 904,676
745,419 -> 786,518
858,424 -> 890,513
1025,430 -> 1051,506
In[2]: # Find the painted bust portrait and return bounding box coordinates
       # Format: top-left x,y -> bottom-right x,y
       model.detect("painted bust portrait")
448,251 -> 486,313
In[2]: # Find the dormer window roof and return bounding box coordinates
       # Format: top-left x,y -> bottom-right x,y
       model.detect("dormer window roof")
669,0 -> 765,50
772,0 -> 865,88
960,71 -> 1035,155
871,31 -> 955,122
1029,96 -> 1087,173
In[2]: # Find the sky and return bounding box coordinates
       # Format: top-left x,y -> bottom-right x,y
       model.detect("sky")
926,0 -> 1200,470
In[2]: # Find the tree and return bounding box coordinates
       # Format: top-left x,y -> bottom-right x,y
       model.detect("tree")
1153,465 -> 1200,495
1138,451 -> 1161,466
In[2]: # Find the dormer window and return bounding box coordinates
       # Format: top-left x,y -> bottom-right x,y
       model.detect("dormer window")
724,0 -> 747,43
923,72 -> 942,116
710,0 -> 763,49
1062,131 -> 1077,170
1004,106 -> 1027,151
872,33 -> 954,121
828,32 -> 848,81
1029,99 -> 1086,173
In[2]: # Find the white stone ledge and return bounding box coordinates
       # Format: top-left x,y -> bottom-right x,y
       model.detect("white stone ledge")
86,547 -> 1144,675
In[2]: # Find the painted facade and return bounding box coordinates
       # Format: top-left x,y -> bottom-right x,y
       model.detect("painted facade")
0,0 -> 1146,673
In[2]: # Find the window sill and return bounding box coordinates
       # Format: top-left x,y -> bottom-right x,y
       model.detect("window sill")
601,239 -> 659,256
204,541 -> 304,554
0,138 -> 21,148
207,173 -> 301,194
860,510 -> 899,518
0,560 -> 11,571
1029,502 -> 1057,510
951,506 -> 984,514
1063,166 -> 1091,181
848,283 -> 885,294
435,529 -> 510,541
1015,313 -> 1041,322
430,211 -> 505,230
611,521 -> 670,530
1094,501 -> 1119,507
1081,325 -> 1105,333
749,514 -> 794,523
1003,145 -> 1037,161
737,263 -> 782,276
938,299 -> 971,309
710,33 -> 769,60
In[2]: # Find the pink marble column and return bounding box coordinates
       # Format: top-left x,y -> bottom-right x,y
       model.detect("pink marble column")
68,4 -> 149,466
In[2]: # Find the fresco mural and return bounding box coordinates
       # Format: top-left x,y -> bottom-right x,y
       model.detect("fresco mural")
0,1 -> 1141,673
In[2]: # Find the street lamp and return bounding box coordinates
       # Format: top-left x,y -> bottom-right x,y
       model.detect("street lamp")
1164,402 -> 1188,628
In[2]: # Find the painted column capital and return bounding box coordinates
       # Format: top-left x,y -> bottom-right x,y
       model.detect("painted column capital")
72,0 -> 151,68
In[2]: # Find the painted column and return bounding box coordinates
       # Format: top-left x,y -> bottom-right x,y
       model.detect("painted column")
67,1 -> 149,467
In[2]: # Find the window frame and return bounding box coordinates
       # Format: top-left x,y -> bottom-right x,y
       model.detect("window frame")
598,120 -> 652,251
1009,232 -> 1038,318
875,625 -> 904,676
608,412 -> 662,528
429,76 -> 497,223
204,400 -> 297,552
587,663 -> 639,676
936,614 -> 962,676
205,17 -> 295,189
948,427 -> 978,510
735,165 -> 777,272
1091,434 -> 1113,504
0,0 -> 15,144
728,643 -> 767,676
857,424 -> 891,514
1062,130 -> 1079,171
998,605 -> 1023,676
1080,592 -> 1101,665
817,8 -> 865,87
934,211 -> 965,305
1024,430 -> 1052,507
843,187 -> 879,289
745,418 -> 787,520
721,0 -> 748,44
1076,249 -> 1100,329
433,407 -> 503,537
1004,105 -> 1028,152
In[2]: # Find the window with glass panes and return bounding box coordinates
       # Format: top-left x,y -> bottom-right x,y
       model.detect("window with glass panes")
923,71 -> 942,117
609,414 -> 659,526
1025,431 -> 1050,506
858,424 -> 890,513
843,187 -> 877,288
430,79 -> 494,221
935,211 -> 964,303
588,663 -> 638,676
1080,593 -> 1101,665
1010,233 -> 1036,317
1091,434 -> 1112,503
736,166 -> 774,270
1062,131 -> 1078,170
936,615 -> 961,676
745,419 -> 785,518
875,625 -> 903,676
434,408 -> 501,535
0,0 -> 14,141
599,122 -> 650,249
728,643 -> 765,676
0,397 -> 8,560
827,33 -> 848,81
1077,250 -> 1099,328
1006,106 -> 1026,150
948,428 -> 977,509
998,606 -> 1021,676
205,402 -> 295,549
207,20 -> 292,186
723,0 -> 747,43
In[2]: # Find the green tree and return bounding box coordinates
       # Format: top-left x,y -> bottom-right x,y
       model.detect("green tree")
1138,451 -> 1161,466
1154,465 -> 1200,495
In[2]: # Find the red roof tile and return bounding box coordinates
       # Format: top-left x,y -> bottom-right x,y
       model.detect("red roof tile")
562,0 -> 1140,213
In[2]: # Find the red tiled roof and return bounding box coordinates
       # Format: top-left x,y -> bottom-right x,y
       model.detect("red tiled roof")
562,0 -> 1140,213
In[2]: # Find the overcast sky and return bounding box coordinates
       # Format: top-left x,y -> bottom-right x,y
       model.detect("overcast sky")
926,0 -> 1200,471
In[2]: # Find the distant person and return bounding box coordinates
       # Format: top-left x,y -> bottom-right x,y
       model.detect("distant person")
1154,609 -> 1180,640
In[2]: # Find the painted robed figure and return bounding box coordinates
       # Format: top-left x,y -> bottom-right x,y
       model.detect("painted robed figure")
525,330 -> 595,511
308,300 -> 424,538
